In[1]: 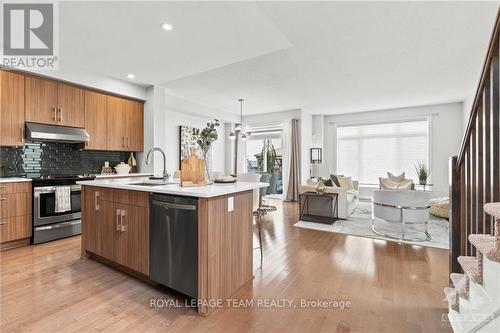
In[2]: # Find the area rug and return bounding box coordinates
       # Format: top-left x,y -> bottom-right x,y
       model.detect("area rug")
294,202 -> 449,249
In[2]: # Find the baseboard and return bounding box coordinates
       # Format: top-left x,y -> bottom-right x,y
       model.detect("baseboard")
0,238 -> 30,251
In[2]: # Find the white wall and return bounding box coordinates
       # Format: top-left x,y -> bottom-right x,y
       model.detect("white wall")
300,110 -> 313,184
140,86 -> 226,176
25,63 -> 147,100
162,109 -> 226,175
462,94 -> 474,132
312,115 -> 324,148
321,102 -> 464,198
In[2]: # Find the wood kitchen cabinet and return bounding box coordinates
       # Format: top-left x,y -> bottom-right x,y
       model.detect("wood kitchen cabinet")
0,182 -> 32,248
25,76 -> 85,128
57,83 -> 85,128
81,187 -> 149,275
106,95 -> 144,152
84,91 -> 108,150
0,70 -> 25,146
127,100 -> 144,152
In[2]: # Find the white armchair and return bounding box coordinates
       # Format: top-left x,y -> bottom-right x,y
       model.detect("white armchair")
372,190 -> 431,241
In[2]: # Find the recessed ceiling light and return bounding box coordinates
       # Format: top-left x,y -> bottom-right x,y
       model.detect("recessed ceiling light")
127,74 -> 135,79
161,23 -> 173,31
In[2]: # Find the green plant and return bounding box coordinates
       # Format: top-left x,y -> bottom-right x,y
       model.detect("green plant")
257,140 -> 281,174
414,162 -> 430,183
192,119 -> 220,155
192,119 -> 220,182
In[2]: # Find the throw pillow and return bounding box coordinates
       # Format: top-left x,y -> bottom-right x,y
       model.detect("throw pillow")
323,178 -> 333,187
387,172 -> 405,183
379,177 -> 413,190
337,176 -> 354,190
379,177 -> 397,190
330,174 -> 344,187
396,179 -> 413,190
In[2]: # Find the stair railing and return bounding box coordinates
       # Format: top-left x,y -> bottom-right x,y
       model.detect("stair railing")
449,9 -> 500,274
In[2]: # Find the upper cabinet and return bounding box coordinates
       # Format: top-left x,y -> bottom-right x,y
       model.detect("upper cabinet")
84,91 -> 108,150
106,96 -> 144,152
1,70 -> 144,152
0,71 -> 24,146
25,76 -> 58,125
0,71 -> 25,146
25,76 -> 85,128
57,83 -> 85,128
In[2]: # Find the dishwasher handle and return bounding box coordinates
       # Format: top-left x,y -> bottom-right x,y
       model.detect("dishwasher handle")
152,200 -> 197,211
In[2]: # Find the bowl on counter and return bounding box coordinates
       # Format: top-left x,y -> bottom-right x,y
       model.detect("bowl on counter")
114,162 -> 131,175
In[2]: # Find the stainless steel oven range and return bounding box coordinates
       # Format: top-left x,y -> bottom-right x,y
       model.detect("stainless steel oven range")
32,175 -> 95,244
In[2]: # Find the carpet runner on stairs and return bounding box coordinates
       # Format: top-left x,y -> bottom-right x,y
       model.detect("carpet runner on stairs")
444,287 -> 459,312
444,202 -> 500,331
450,273 -> 469,300
457,255 -> 483,284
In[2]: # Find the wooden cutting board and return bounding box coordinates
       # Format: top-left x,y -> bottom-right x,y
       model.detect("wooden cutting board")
181,147 -> 207,187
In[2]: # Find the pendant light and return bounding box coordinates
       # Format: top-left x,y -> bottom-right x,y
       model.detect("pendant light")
228,98 -> 250,141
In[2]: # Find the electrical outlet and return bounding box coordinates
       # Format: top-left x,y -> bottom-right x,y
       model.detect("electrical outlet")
227,196 -> 234,212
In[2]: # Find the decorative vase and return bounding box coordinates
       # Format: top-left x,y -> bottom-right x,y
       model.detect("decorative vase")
419,179 -> 427,186
316,178 -> 326,194
203,149 -> 213,185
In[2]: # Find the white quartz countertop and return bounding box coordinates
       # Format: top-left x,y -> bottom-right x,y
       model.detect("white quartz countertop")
77,178 -> 269,198
93,173 -> 153,179
0,177 -> 32,184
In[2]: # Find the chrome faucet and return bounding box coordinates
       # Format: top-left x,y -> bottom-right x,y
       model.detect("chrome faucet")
145,147 -> 170,181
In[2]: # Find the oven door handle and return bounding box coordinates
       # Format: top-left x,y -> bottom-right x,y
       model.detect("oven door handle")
35,220 -> 80,230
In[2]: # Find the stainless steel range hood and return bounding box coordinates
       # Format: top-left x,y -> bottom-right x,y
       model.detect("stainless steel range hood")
25,122 -> 90,143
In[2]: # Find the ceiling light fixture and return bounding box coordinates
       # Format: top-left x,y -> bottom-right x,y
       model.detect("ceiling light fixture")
161,23 -> 173,31
228,98 -> 250,141
127,74 -> 135,79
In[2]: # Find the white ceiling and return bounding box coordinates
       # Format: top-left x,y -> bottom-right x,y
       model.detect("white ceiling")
59,1 -> 499,116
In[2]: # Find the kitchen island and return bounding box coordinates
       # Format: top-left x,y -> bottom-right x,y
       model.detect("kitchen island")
78,178 -> 268,316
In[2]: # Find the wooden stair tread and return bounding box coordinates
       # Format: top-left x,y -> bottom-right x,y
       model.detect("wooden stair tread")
443,287 -> 459,312
484,203 -> 500,220
457,256 -> 482,284
450,273 -> 469,300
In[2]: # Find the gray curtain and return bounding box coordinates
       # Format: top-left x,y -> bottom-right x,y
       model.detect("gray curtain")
285,119 -> 299,201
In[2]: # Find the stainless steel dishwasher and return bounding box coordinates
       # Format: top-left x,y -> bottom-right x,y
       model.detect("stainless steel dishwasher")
150,194 -> 198,298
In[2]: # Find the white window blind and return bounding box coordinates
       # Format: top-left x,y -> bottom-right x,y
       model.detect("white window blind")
336,119 -> 429,184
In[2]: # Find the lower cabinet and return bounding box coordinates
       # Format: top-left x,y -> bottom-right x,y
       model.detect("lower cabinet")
82,186 -> 149,275
0,182 -> 32,244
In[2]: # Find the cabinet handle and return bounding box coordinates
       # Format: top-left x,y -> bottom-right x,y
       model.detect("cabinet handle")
20,126 -> 23,142
122,136 -> 125,148
0,221 -> 6,225
116,209 -> 121,231
126,137 -> 129,148
94,191 -> 99,211
120,209 -> 126,232
0,186 -> 5,189
52,107 -> 57,121
0,197 -> 6,201
58,108 -> 62,123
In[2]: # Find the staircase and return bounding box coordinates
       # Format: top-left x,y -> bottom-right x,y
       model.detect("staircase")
444,203 -> 500,333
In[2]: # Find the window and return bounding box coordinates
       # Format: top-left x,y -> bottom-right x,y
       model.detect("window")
336,119 -> 429,184
245,123 -> 284,195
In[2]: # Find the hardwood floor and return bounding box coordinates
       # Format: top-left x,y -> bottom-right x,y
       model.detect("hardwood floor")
0,199 -> 451,333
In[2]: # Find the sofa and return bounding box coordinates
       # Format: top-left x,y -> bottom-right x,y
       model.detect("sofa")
300,177 -> 359,219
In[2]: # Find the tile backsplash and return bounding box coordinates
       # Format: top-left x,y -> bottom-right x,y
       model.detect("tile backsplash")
0,141 -> 129,178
